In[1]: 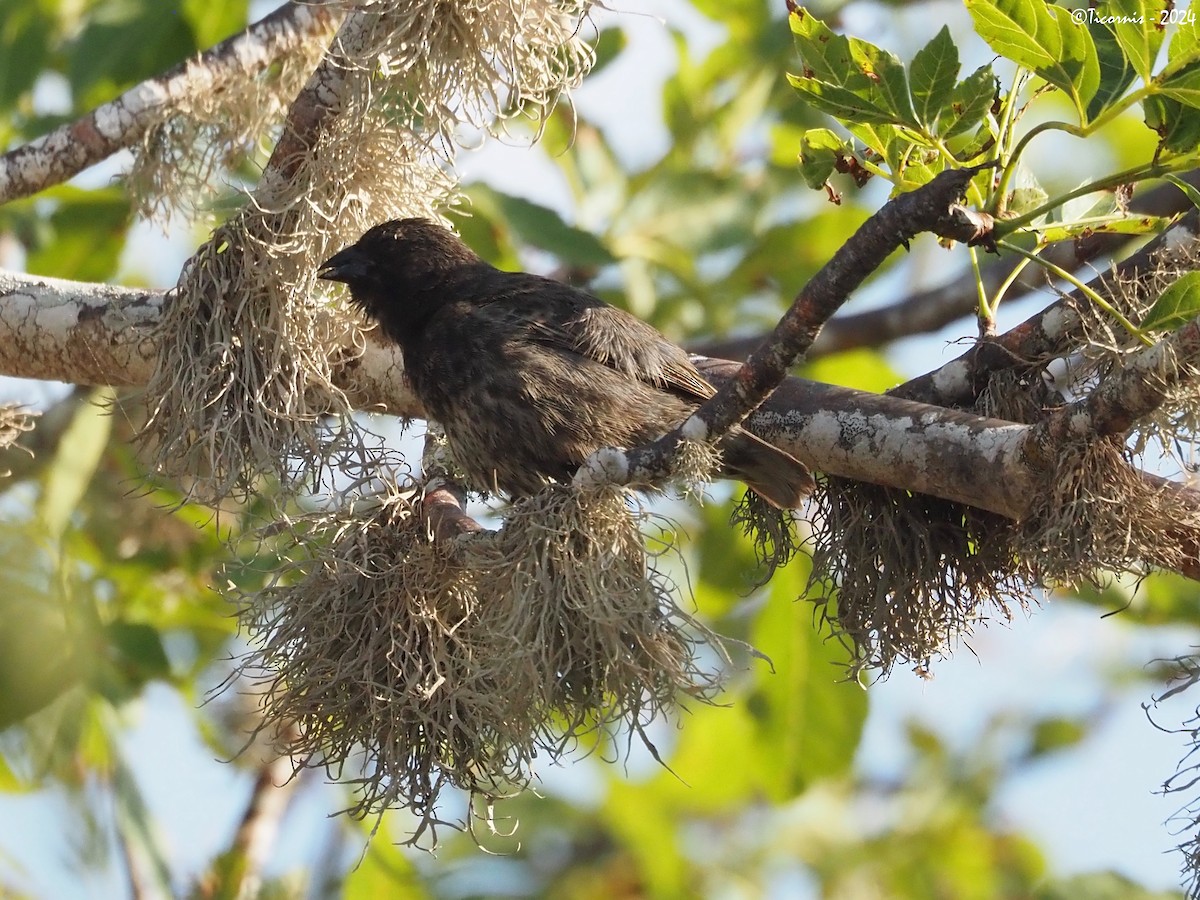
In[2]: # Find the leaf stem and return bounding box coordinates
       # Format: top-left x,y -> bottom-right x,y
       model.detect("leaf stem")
996,239 -> 1154,346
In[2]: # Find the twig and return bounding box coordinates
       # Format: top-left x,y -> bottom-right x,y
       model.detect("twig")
420,427 -> 484,541
694,171 -> 1200,362
0,2 -> 339,205
897,210 -> 1200,407
597,168 -> 983,491
1034,315 -> 1200,448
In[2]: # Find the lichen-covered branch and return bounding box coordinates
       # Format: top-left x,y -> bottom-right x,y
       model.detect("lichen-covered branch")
897,211 -> 1200,407
0,2 -> 338,205
8,267 -> 1198,554
1034,315 -> 1200,449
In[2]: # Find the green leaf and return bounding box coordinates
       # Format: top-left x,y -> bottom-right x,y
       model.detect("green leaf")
0,601 -> 83,730
1144,93 -> 1200,154
910,27 -> 961,131
1163,11 -> 1200,73
747,569 -> 869,795
463,185 -> 615,267
788,10 -> 919,128
105,622 -> 172,685
1087,17 -> 1138,122
1142,270 -> 1200,331
1029,716 -> 1089,757
1110,0 -> 1167,79
965,0 -> 1100,120
39,388 -> 115,541
1036,213 -> 1173,244
787,73 -> 903,126
67,1 -> 198,105
1008,184 -> 1050,217
589,26 -> 628,76
797,127 -> 850,189
1157,57 -> 1200,113
942,65 -> 997,140
1166,172 -> 1200,209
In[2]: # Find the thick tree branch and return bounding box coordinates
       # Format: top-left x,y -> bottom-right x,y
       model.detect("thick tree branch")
0,2 -> 339,205
3,267 -> 1197,578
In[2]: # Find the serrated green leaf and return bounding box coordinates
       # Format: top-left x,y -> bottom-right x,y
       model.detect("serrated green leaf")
1142,270 -> 1200,331
1144,93 -> 1200,154
38,389 -> 114,541
787,73 -> 903,126
1110,0 -> 1167,79
1087,18 -> 1138,122
789,10 -> 918,128
1158,58 -> 1200,108
965,0 -> 1100,120
942,64 -> 997,139
1164,12 -> 1200,72
910,26 -> 961,130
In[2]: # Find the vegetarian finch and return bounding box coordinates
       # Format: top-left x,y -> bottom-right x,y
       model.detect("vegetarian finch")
319,218 -> 813,508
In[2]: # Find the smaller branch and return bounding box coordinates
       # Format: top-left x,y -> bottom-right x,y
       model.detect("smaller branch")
419,428 -> 484,542
695,170 -> 1200,363
614,168 -> 982,489
896,210 -> 1200,407
1036,315 -> 1200,448
0,2 -> 338,205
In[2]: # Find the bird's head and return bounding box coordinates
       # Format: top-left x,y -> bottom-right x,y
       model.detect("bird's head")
318,218 -> 482,343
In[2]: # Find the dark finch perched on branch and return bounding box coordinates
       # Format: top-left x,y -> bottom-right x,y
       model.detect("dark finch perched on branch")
319,218 -> 814,508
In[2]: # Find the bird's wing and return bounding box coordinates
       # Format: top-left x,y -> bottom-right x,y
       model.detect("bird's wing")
484,275 -> 717,402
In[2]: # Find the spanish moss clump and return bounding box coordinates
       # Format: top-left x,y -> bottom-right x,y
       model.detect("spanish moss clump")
142,0 -> 595,505
0,404 -> 35,453
128,28 -> 332,222
1146,653 -> 1200,900
1020,438 -> 1200,585
808,479 -> 1031,677
242,480 -> 721,845
141,124 -> 452,503
463,484 -> 722,736
731,489 -> 802,582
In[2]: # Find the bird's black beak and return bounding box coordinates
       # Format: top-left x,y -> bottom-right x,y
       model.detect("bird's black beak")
318,246 -> 368,284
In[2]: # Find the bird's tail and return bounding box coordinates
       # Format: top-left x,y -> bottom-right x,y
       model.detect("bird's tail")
720,427 -> 815,510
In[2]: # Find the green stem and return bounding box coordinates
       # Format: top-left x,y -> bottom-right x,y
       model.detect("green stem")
997,158 -> 1192,235
995,239 -> 1154,346
989,243 -> 1038,316
969,246 -> 990,321
991,86 -> 1153,216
